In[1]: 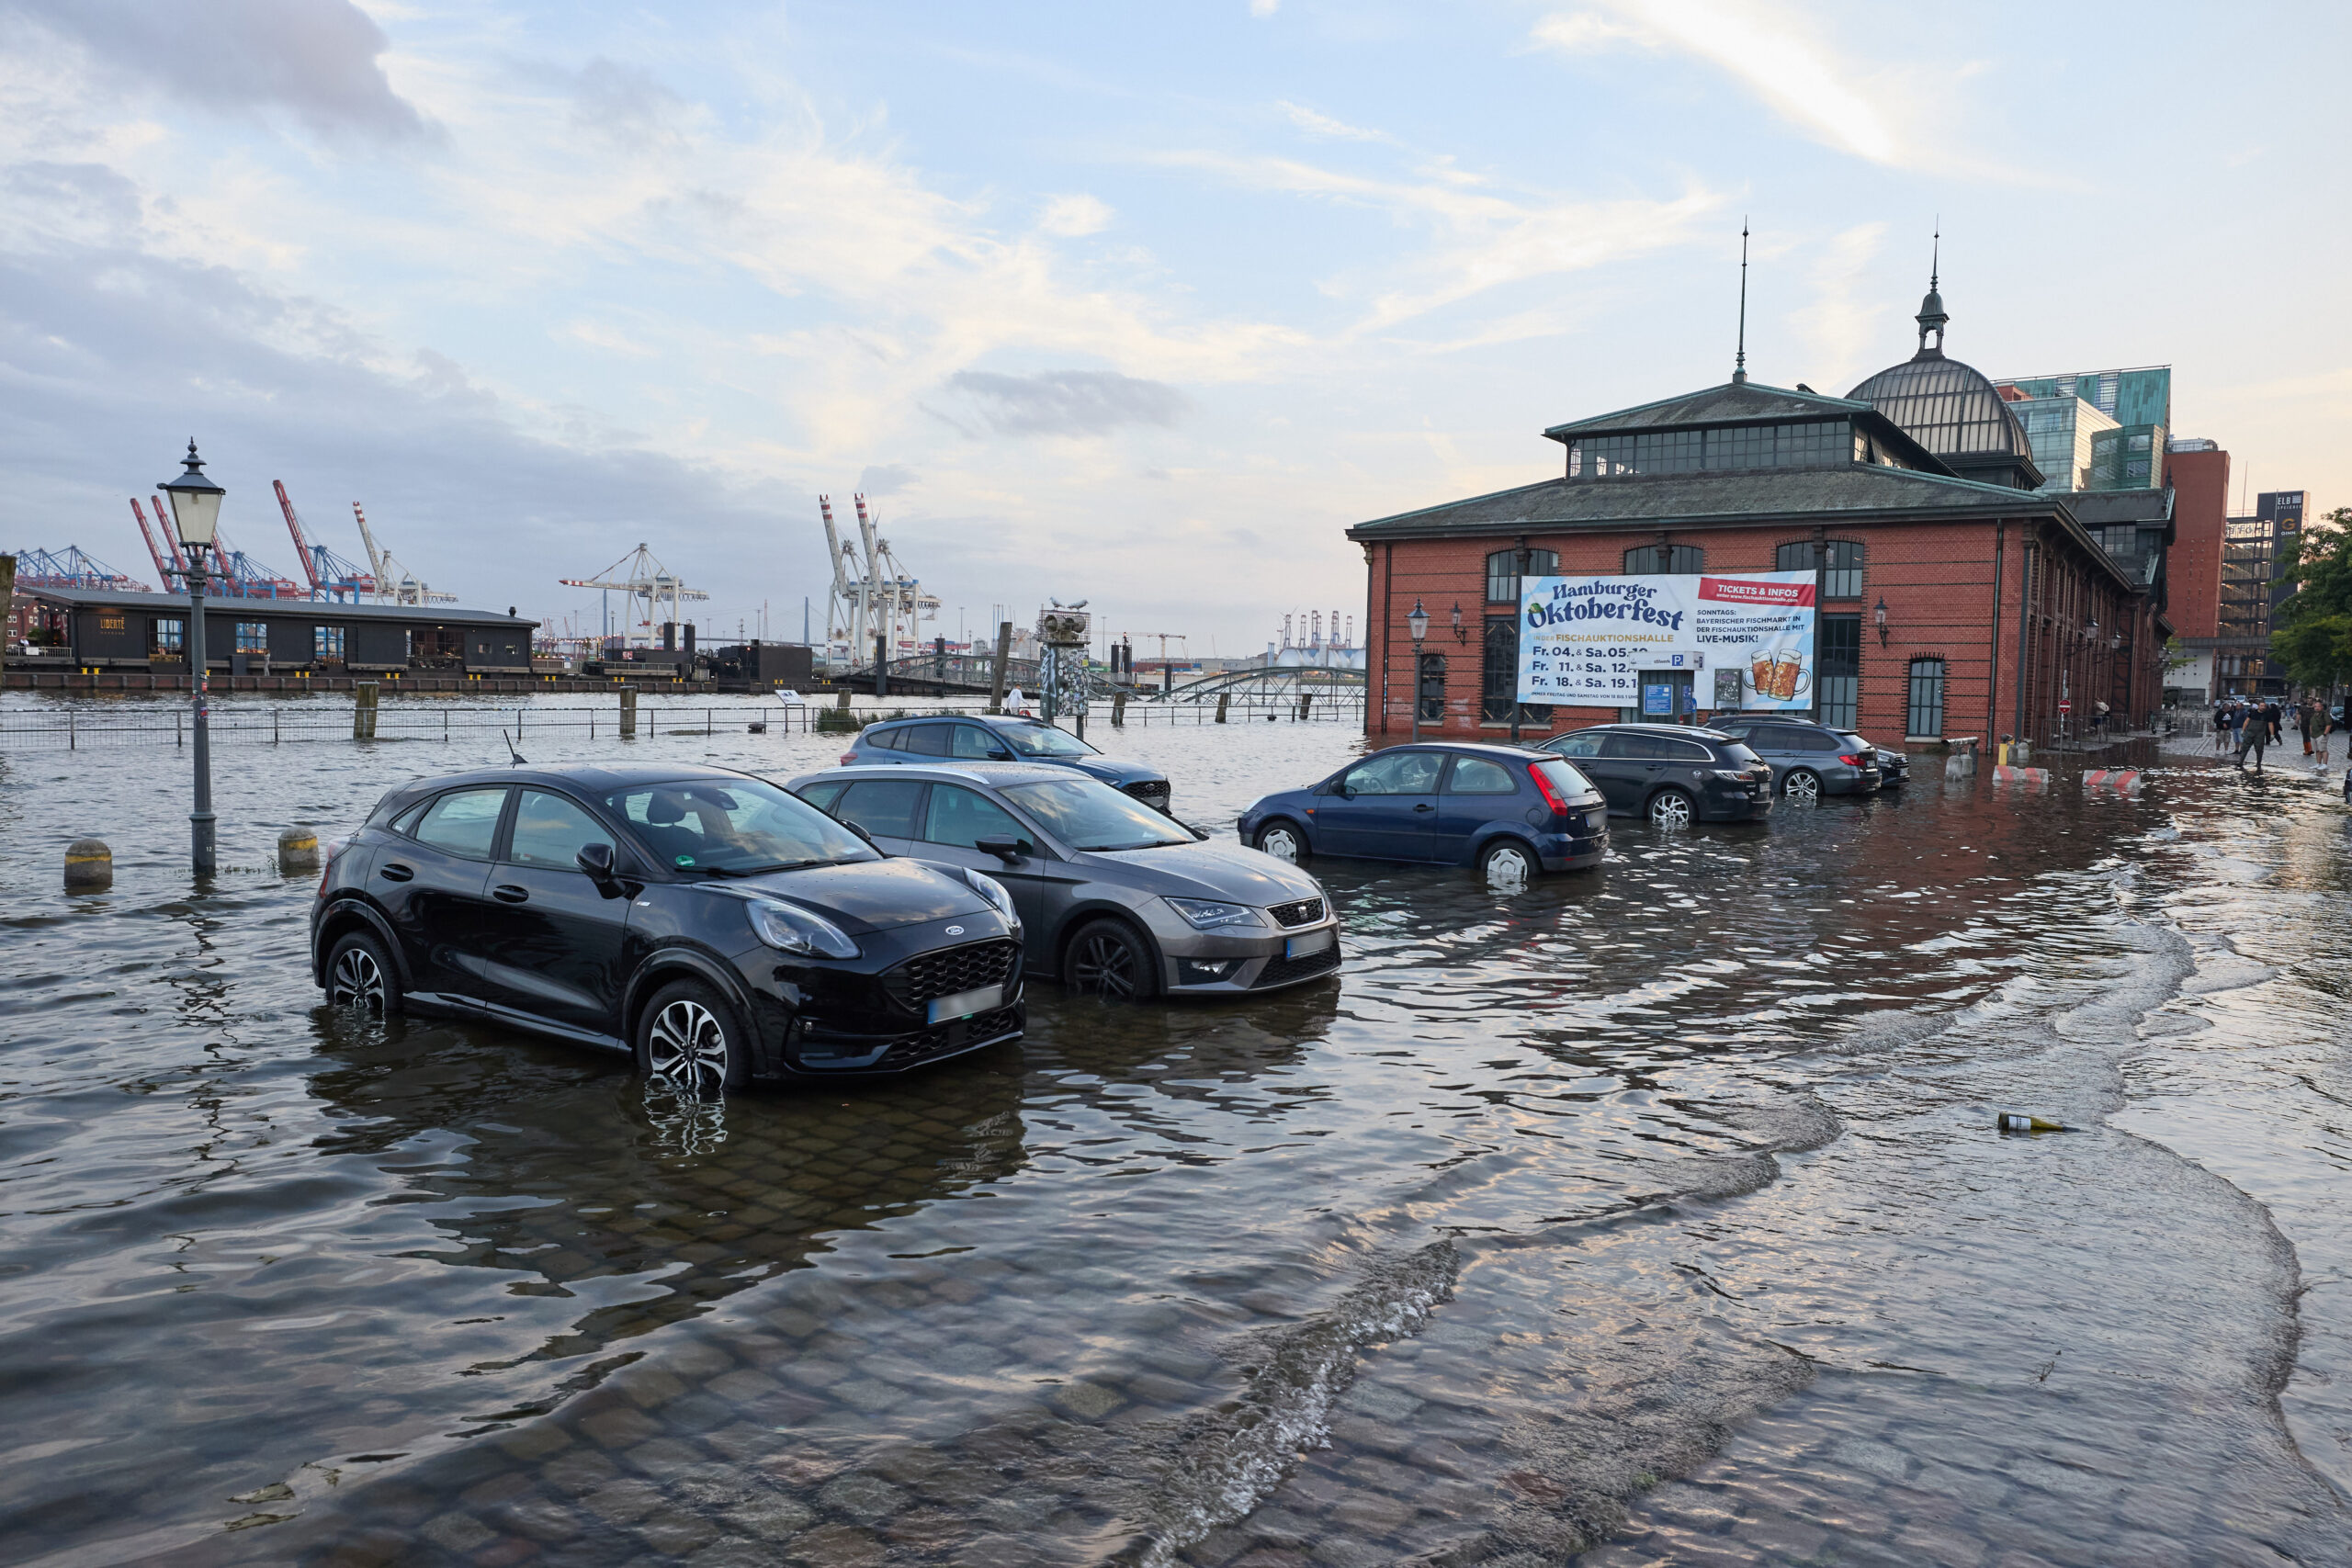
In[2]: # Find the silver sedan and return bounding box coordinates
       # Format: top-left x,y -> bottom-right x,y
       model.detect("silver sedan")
784,763 -> 1340,1001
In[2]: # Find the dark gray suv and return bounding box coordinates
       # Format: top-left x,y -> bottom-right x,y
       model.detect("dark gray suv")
1539,725 -> 1773,826
1706,717 -> 1881,804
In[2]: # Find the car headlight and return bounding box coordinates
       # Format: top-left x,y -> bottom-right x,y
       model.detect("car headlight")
746,898 -> 860,959
963,868 -> 1021,927
1164,897 -> 1266,931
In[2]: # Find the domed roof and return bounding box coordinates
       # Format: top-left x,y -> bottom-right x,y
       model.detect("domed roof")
1847,352 -> 2034,462
1845,272 -> 2041,488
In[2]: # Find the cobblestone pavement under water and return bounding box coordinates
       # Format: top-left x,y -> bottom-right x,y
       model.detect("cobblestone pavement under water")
1,696 -> 2348,1566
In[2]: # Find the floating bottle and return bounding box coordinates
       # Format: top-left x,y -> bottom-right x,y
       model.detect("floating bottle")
1996,1112 -> 2072,1134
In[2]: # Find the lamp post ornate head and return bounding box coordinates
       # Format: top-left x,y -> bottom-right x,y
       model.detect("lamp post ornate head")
1450,602 -> 1465,643
159,440 -> 224,560
1408,599 -> 1430,646
1874,596 -> 1889,647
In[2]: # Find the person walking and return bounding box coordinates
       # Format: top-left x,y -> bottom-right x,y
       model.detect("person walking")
2265,697 -> 2285,749
2222,701 -> 2245,761
2298,697 -> 2316,757
2238,702 -> 2270,773
2211,696 -> 2231,755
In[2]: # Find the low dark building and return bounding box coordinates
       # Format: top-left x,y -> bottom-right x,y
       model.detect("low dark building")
16,585 -> 537,676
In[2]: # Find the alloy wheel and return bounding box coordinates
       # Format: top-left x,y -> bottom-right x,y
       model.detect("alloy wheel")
1259,826 -> 1302,863
329,947 -> 385,1011
1783,771 -> 1822,805
1071,933 -> 1138,998
1648,791 -> 1695,829
646,998 -> 730,1098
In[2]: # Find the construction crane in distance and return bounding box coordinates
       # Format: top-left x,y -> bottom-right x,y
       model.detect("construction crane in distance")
351,502 -> 454,604
8,545 -> 149,592
129,497 -> 188,592
274,480 -> 374,602
818,493 -> 938,670
560,543 -> 708,648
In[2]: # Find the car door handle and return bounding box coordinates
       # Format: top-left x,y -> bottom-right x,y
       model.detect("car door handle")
379,863 -> 414,882
1413,802 -> 1435,812
492,885 -> 530,904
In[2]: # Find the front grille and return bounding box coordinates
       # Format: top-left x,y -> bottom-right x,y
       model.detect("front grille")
1250,944 -> 1342,990
1123,779 -> 1173,814
1268,897 -> 1324,929
875,1005 -> 1024,1070
882,939 -> 1021,1012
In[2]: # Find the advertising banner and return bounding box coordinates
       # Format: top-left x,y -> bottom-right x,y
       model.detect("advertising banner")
1517,571 -> 1817,710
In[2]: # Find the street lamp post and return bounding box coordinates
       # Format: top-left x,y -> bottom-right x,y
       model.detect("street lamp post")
160,441 -> 224,875
1407,598 -> 1430,742
1510,538 -> 1532,742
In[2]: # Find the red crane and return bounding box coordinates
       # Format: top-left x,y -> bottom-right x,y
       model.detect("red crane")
272,479 -> 374,600
276,479 -> 323,595
130,497 -> 187,591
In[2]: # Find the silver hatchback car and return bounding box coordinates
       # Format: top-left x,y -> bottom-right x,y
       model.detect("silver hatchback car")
786,763 -> 1340,1001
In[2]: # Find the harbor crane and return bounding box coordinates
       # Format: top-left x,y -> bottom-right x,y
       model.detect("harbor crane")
560,543 -> 708,648
350,502 -> 454,604
819,493 -> 939,670
274,480 -> 375,602
129,493 -> 300,597
8,545 -> 148,592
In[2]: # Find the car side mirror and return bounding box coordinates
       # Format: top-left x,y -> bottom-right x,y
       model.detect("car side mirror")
975,834 -> 1024,862
988,749 -> 1014,761
1334,782 -> 1353,798
576,840 -> 625,897
842,820 -> 876,844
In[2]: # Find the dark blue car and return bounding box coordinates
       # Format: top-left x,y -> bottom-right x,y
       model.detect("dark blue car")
1237,744 -> 1608,880
839,714 -> 1173,814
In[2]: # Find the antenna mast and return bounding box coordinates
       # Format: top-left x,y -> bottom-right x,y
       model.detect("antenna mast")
1733,219 -> 1750,384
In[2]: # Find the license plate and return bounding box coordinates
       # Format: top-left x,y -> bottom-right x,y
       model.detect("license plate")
927,984 -> 1004,1024
1285,928 -> 1335,960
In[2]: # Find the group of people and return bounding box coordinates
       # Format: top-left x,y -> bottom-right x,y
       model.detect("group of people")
2212,694 -> 2343,777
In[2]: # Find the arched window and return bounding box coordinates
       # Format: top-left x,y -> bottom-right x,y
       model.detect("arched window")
1773,540 -> 1864,597
1486,548 -> 1559,604
1906,658 -> 1947,738
1623,544 -> 1703,574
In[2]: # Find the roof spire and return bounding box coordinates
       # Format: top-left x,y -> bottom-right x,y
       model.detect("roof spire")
1915,221 -> 1948,356
1733,219 -> 1749,384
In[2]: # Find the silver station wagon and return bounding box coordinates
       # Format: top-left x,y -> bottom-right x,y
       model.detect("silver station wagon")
786,763 -> 1340,1001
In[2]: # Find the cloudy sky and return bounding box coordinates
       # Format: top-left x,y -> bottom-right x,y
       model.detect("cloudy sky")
2,0 -> 2345,654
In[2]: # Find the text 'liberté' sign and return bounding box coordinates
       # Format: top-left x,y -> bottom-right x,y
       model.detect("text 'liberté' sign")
1517,571 -> 1818,709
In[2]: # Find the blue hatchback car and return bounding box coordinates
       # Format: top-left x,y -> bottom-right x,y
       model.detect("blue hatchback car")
1237,744 -> 1608,879
839,714 -> 1173,814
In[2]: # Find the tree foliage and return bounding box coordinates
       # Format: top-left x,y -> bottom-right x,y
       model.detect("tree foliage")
2270,507 -> 2352,691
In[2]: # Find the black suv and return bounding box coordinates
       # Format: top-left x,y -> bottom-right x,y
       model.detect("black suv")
1705,716 -> 1881,803
1538,724 -> 1774,826
311,763 -> 1025,1090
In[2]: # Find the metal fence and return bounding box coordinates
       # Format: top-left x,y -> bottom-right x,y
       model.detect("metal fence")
0,696 -> 1363,749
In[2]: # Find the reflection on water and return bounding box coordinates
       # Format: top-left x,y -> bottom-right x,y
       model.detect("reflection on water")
0,704 -> 2348,1564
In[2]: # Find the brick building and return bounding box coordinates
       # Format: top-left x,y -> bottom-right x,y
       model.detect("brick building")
1349,284 -> 2172,748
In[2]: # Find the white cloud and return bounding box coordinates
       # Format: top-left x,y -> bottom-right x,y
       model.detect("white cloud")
1789,222 -> 1888,392
1038,192 -> 1113,237
1249,0 -> 1280,16
1277,101 -> 1387,142
1532,1 -> 1898,163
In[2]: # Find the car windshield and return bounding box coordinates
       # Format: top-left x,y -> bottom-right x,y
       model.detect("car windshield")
605,776 -> 878,874
996,722 -> 1096,758
1001,777 -> 1191,852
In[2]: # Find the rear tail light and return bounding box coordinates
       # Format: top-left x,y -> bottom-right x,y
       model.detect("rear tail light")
1529,763 -> 1573,815
839,751 -> 858,765
1838,752 -> 1865,766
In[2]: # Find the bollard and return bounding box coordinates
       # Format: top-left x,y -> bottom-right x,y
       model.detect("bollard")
1216,693 -> 1229,724
836,686 -> 853,712
277,825 -> 321,874
353,681 -> 379,740
1299,693 -> 1314,720
64,838 -> 112,891
1113,691 -> 1127,727
620,687 -> 639,739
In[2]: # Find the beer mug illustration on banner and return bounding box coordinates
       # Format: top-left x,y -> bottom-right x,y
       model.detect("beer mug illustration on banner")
1746,645 -> 1811,702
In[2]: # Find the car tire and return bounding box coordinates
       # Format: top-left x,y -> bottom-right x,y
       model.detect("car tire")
1480,838 -> 1539,885
635,977 -> 751,1098
1782,769 -> 1823,805
1255,820 -> 1308,864
325,929 -> 402,1015
1646,788 -> 1697,829
1064,918 -> 1160,1002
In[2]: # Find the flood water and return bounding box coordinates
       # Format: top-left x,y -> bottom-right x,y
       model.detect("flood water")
3,694 -> 2348,1566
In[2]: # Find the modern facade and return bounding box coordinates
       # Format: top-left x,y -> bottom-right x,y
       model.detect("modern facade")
1349,279 -> 2171,750
2001,393 -> 2118,493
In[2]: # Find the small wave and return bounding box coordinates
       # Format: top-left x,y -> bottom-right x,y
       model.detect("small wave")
1126,1239 -> 1461,1566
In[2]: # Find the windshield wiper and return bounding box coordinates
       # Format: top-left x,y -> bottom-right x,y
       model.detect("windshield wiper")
1081,840 -> 1189,852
